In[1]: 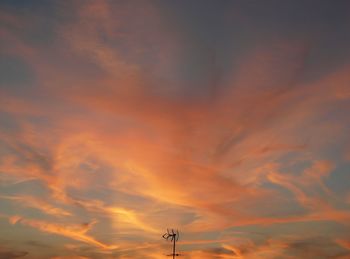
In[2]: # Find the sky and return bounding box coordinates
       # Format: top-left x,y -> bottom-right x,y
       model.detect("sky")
1,0 -> 350,258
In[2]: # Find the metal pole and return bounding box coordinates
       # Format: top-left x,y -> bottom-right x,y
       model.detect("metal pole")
172,234 -> 176,259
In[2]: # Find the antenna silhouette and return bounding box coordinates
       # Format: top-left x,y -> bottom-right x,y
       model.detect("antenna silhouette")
162,229 -> 180,258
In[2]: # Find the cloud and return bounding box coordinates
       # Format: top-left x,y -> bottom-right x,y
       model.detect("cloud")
266,161 -> 334,209
0,195 -> 71,217
1,1 -> 350,257
283,237 -> 350,259
184,247 -> 237,258
1,39 -> 350,234
0,250 -> 28,259
186,237 -> 350,259
9,215 -> 117,250
336,239 -> 350,250
68,198 -> 158,233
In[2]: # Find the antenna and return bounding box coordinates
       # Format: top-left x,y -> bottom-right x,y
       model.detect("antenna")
162,229 -> 180,258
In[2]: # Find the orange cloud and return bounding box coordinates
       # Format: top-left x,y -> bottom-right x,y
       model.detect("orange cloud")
9,215 -> 117,250
336,239 -> 350,250
266,160 -> 337,213
67,198 -> 159,233
1,1 -> 350,257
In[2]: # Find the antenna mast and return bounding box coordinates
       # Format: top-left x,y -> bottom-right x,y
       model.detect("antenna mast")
162,229 -> 180,258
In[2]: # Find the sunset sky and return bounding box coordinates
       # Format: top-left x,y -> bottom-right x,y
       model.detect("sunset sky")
1,1 -> 350,258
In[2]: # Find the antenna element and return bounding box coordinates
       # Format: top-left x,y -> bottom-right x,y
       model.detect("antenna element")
162,229 -> 180,258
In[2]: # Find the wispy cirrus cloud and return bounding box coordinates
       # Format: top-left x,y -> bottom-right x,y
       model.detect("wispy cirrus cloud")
9,215 -> 117,250
1,1 -> 350,258
0,195 -> 71,217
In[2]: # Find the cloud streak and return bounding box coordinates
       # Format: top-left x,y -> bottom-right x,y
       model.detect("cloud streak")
1,0 -> 350,258
0,195 -> 71,217
9,215 -> 117,250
